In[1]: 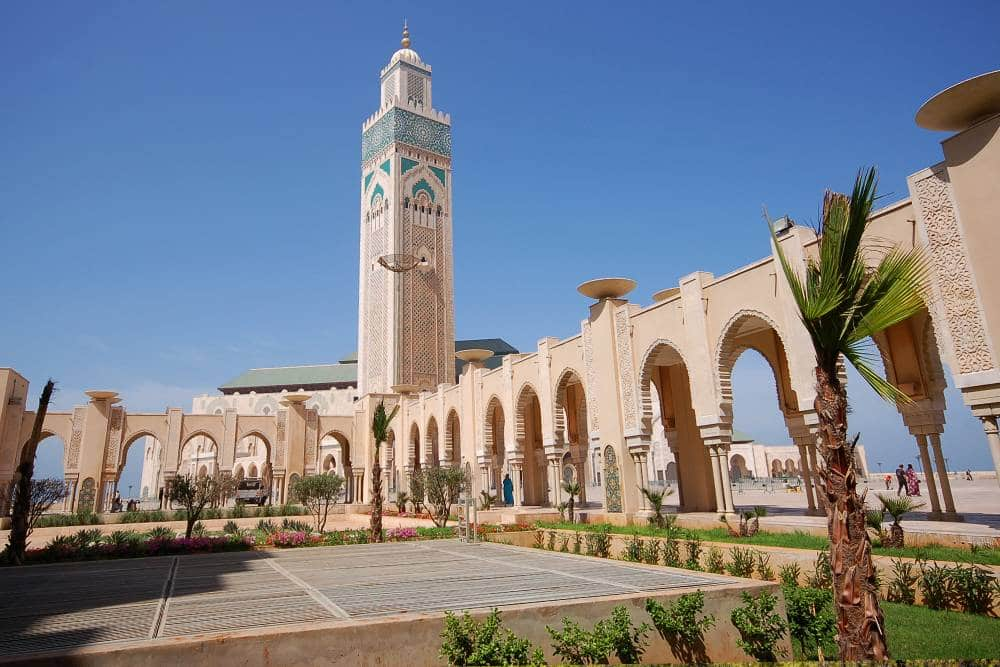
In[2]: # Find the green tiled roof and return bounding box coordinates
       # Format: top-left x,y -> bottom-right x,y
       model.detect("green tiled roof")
219,364 -> 357,393
732,429 -> 755,443
219,338 -> 520,393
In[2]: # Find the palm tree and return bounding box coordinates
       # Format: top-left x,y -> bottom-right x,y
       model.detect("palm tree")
640,486 -> 675,530
4,380 -> 55,565
877,493 -> 924,548
370,401 -> 398,543
561,481 -> 581,523
770,167 -> 928,661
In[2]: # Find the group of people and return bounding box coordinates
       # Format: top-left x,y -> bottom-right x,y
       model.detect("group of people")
883,464 -> 922,496
109,491 -> 139,513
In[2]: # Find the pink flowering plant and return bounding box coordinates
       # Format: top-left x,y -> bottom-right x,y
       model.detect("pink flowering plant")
386,527 -> 418,541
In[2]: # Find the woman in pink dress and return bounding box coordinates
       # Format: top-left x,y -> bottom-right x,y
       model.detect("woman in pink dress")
905,464 -> 921,496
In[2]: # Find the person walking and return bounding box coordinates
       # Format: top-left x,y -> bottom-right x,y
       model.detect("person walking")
883,474 -> 892,490
895,464 -> 907,496
905,464 -> 921,496
965,469 -> 974,482
502,473 -> 514,507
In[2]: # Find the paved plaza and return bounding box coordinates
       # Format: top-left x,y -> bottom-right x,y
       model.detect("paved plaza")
0,540 -> 729,660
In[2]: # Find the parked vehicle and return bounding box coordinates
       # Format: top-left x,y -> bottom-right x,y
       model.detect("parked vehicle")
236,478 -> 269,506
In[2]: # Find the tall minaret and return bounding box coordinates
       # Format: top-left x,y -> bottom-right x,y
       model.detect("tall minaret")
357,23 -> 456,395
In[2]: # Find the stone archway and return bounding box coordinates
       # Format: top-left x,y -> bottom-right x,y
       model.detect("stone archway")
638,339 -> 715,512
484,396 -> 505,494
425,416 -> 440,468
515,384 -> 547,506
444,409 -> 460,465
730,453 -> 749,481
553,368 -> 591,504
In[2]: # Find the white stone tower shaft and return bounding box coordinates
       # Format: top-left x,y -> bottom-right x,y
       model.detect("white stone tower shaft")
357,24 -> 456,395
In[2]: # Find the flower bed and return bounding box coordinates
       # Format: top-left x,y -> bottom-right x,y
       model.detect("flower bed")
22,534 -> 254,565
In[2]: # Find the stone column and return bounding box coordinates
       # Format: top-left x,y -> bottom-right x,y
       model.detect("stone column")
709,446 -> 725,513
548,456 -> 562,507
631,452 -> 649,511
719,447 -> 735,512
510,459 -> 524,507
929,433 -> 959,518
796,444 -> 818,514
668,446 -> 685,509
979,417 -> 1000,488
353,469 -> 365,505
914,434 -> 942,516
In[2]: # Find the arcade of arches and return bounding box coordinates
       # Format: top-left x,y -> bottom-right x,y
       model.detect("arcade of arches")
3,73 -> 1000,521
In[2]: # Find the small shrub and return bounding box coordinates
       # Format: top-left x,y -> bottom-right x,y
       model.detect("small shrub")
778,562 -> 801,587
684,537 -> 703,570
624,532 -> 643,562
105,530 -> 142,546
585,526 -> 612,558
645,591 -> 715,663
230,503 -> 246,519
783,585 -> 836,660
532,529 -> 545,549
641,539 -> 661,565
547,530 -> 556,552
223,520 -> 239,535
547,605 -> 649,665
806,550 -> 832,589
919,560 -> 953,610
73,528 -> 103,549
949,563 -> 997,615
387,527 -> 418,541
572,531 -> 582,555
558,534 -> 570,553
191,521 -> 208,537
281,518 -> 312,532
145,526 -> 175,540
662,537 -> 681,568
726,546 -> 756,578
730,590 -> 788,662
886,558 -> 918,605
343,528 -> 369,544
440,608 -> 544,666
256,519 -> 277,534
705,547 -> 725,574
755,551 -> 775,581
36,511 -> 102,528
270,531 -> 308,547
172,509 -> 188,522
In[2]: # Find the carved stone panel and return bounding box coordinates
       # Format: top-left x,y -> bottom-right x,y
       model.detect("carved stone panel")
66,407 -> 87,471
913,168 -> 994,374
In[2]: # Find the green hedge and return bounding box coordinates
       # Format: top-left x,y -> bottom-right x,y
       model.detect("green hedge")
33,504 -> 308,529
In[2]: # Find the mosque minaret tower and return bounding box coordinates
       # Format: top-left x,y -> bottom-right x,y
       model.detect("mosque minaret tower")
356,23 -> 456,395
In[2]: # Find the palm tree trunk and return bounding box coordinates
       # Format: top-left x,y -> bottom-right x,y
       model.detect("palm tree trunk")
370,460 -> 383,543
6,380 -> 55,566
814,365 -> 888,661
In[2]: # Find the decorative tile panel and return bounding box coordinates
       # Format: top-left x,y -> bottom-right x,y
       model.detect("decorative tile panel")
401,157 -> 420,174
104,407 -> 124,472
603,445 -> 622,512
66,407 -> 87,470
430,166 -> 446,186
379,159 -> 391,175
412,178 -> 435,202
363,171 -> 373,192
370,183 -> 385,206
362,108 -> 451,163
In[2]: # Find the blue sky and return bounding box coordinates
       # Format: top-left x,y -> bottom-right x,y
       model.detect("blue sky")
4,1 -> 999,492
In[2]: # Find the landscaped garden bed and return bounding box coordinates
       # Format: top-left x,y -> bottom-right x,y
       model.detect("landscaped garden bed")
34,503 -> 310,529
7,519 -> 459,566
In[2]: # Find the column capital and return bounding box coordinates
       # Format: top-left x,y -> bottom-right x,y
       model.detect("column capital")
980,415 -> 999,435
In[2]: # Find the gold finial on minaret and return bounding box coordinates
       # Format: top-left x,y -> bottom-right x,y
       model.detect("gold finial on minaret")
401,19 -> 411,48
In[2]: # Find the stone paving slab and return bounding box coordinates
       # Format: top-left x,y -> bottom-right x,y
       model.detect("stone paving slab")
0,540 -> 730,658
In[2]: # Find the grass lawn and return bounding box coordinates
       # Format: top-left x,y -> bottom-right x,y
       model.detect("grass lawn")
795,602 -> 1000,660
535,521 -> 1000,565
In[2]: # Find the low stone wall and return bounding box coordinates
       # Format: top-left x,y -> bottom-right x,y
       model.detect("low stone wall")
2,565 -> 787,666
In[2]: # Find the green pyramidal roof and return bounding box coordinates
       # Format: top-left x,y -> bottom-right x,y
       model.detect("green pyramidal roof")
219,364 -> 357,393
219,338 -> 519,393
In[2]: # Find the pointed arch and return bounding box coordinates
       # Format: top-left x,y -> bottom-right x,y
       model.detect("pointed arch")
553,367 -> 588,447
716,310 -> 798,423
514,382 -> 541,447
408,422 -> 421,470
444,409 -> 460,465
425,416 -> 440,467
483,396 -> 505,457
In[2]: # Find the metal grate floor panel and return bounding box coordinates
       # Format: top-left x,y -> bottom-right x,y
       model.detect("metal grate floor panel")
0,539 -> 730,658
